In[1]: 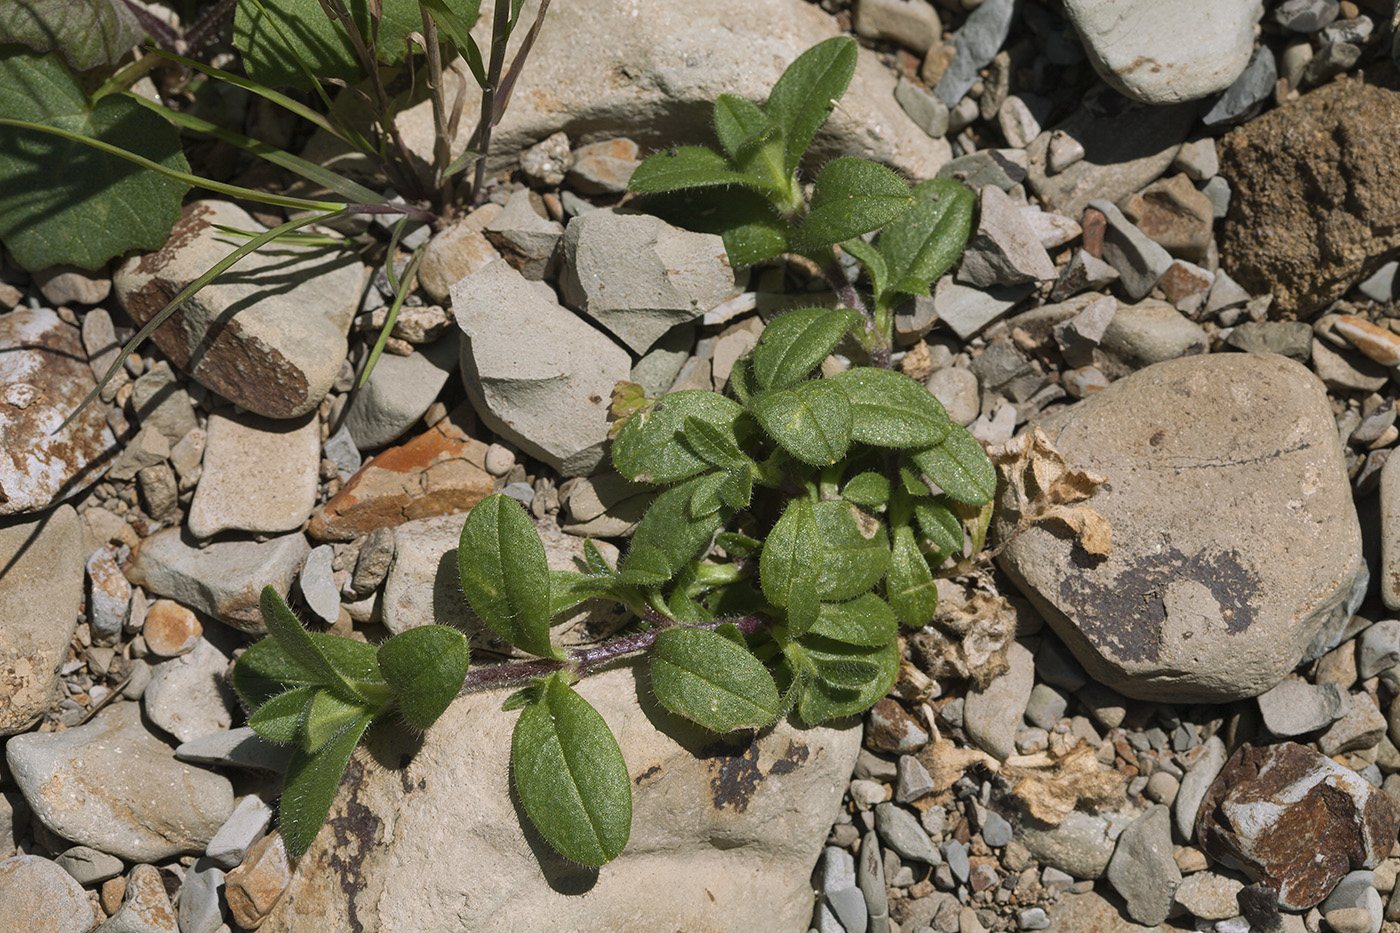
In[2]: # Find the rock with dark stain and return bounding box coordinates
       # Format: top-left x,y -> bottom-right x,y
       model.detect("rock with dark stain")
0,307 -> 116,516
1196,742 -> 1399,910
113,200 -> 366,419
1218,76 -> 1400,317
258,666 -> 859,932
996,353 -> 1365,702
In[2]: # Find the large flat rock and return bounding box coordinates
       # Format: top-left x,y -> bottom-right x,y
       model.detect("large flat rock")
261,667 -> 860,932
996,353 -> 1365,702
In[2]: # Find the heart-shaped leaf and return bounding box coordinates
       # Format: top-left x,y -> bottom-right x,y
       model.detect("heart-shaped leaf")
458,495 -> 560,659
650,627 -> 780,731
377,625 -> 470,731
749,379 -> 853,466
1,0 -> 144,71
512,674 -> 632,867
279,710 -> 374,858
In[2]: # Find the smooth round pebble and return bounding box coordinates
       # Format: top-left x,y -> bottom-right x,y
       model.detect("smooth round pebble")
850,779 -> 889,808
142,598 -> 203,657
1145,771 -> 1180,806
1326,907 -> 1376,933
1018,906 -> 1050,930
484,443 -> 516,476
926,366 -> 980,427
982,810 -> 1014,848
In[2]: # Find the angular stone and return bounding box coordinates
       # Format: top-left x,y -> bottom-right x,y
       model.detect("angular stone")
207,795 -> 273,870
1016,811 -> 1117,880
1202,45 -> 1278,127
1175,870 -> 1247,921
866,697 -> 929,755
226,832 -> 291,930
894,77 -> 950,138
175,727 -> 293,774
6,702 -> 233,862
99,862 -> 178,933
144,638 -> 236,743
964,640 -> 1035,760
187,411 -> 320,539
1257,678 -> 1348,737
931,275 -> 1034,340
997,354 -> 1365,702
308,408 -> 493,541
455,260 -> 629,475
956,186 -> 1057,288
937,149 -> 1029,193
482,188 -> 563,280
1197,742 -> 1400,910
561,210 -> 735,355
565,138 -> 640,195
131,361 -> 198,448
55,845 -> 124,885
87,545 -> 131,645
107,426 -> 169,482
113,200 -> 366,418
1048,250 -> 1120,303
127,529 -> 309,632
1176,736 -> 1229,842
259,666 -> 860,933
178,857 -> 226,933
1218,78 -> 1400,317
342,333 -> 460,450
1159,260 -> 1215,316
1098,298 -> 1209,368
1319,692 -> 1387,757
0,307 -> 116,516
0,505 -> 83,736
416,204 -> 502,305
1383,454 -> 1400,612
0,854 -> 95,933
932,0 -> 1014,106
1088,199 -> 1174,301
1063,0 -> 1261,104
1106,805 -> 1181,926
1119,174 -> 1216,263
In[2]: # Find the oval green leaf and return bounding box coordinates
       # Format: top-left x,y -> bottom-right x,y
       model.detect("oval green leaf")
911,425 -> 998,506
627,145 -> 766,194
914,496 -> 964,554
650,627 -> 780,732
807,594 -> 899,648
751,307 -> 861,391
794,159 -> 914,254
765,36 -> 858,175
842,471 -> 891,508
761,499 -> 890,612
377,625 -> 470,731
619,476 -> 726,587
831,367 -> 953,449
749,380 -> 853,466
886,525 -> 939,628
792,638 -> 900,724
512,674 -> 632,867
613,391 -> 746,484
247,685 -> 317,745
458,495 -> 560,659
881,178 -> 977,298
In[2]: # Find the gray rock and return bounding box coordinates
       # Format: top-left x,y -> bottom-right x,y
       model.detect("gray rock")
483,188 -> 563,280
876,802 -> 941,864
88,545 -> 132,645
1172,137 -> 1220,183
894,77 -> 950,138
454,260 -> 630,476
1048,250 -> 1120,303
1274,0 -> 1340,32
108,425 -> 171,482
858,831 -> 889,925
144,637 -> 236,743
1018,906 -> 1049,930
1053,294 -> 1116,368
1384,456 -> 1400,612
127,529 -> 309,633
98,862 -> 177,933
933,0 -> 1015,107
1312,339 -> 1391,394
1017,811 -> 1116,880
561,210 -> 735,355
827,886 -> 868,933
1320,870 -> 1381,920
1034,636 -> 1088,692
1358,620 -> 1400,680
999,94 -> 1052,150
1175,870 -> 1246,921
1020,205 -> 1082,252
187,411 -> 321,540
1202,175 -> 1232,218
1257,678 -> 1348,736
0,307 -> 117,516
131,361 -> 198,447
54,845 -> 124,885
342,333 -> 459,450
896,754 -> 936,804
175,728 -> 293,774
932,276 -> 1034,340
981,810 -> 1014,848
957,186 -> 1057,288
925,367 -> 980,427
206,795 -> 273,870
1046,130 -> 1086,174
1201,46 -> 1278,128
942,838 -> 970,882
0,505 -> 83,736
7,702 -> 233,861
1099,298 -> 1208,367
1026,97 -> 1196,219
113,200 -> 365,419
1106,805 -> 1181,926
964,640 -> 1035,760
629,323 -> 694,397
1357,262 -> 1398,304
0,854 -> 95,933
179,857 -> 227,933
1225,321 -> 1314,361
1302,41 -> 1361,87
1088,199 -> 1173,301
1023,683 -> 1068,730
854,0 -> 941,53
1064,0 -> 1260,105
297,543 -> 340,626
1319,691 -> 1387,756
999,354 -> 1364,702
1175,735 -> 1228,842
937,149 -> 1029,193
264,664 -> 860,932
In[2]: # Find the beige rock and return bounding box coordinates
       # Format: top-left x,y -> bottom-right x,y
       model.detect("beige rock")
416,203 -> 502,305
261,666 -> 860,932
1383,454 -> 1400,612
0,854 -> 97,933
226,833 -> 291,930
97,863 -> 177,933
188,411 -> 321,539
142,599 -> 202,657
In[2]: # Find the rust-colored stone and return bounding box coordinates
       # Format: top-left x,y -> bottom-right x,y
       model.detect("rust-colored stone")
1196,742 -> 1400,910
864,698 -> 928,755
226,832 -> 291,930
1118,173 -> 1215,262
1081,208 -> 1107,259
142,599 -> 202,657
309,407 -> 494,541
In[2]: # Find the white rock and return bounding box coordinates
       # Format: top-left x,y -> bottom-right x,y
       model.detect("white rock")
144,638 -> 236,743
1063,0 -> 1263,104
453,260 -> 630,476
187,411 -> 321,540
1383,454 -> 1400,611
297,544 -> 340,626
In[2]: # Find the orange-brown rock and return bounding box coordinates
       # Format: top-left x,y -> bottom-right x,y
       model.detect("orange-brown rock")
142,599 -> 202,657
226,832 -> 291,930
309,409 -> 494,541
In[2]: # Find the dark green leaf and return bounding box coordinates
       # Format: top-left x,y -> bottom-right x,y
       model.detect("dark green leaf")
619,476 -> 725,587
881,178 -> 977,298
681,415 -> 748,471
548,570 -> 617,617
232,632 -> 383,711
377,626 -> 470,731
512,674 -> 632,867
831,367 -> 952,449
765,35 -> 858,175
911,425 -> 997,506
0,50 -> 189,271
279,711 -> 373,858
687,470 -> 729,519
914,496 -> 964,554
751,307 -> 861,391
233,0 -> 421,90
501,685 -> 538,711
886,525 -> 938,628
1,0 -> 143,70
719,470 -> 754,510
791,638 -> 899,724
761,499 -> 890,612
808,594 -> 898,647
583,539 -> 615,576
716,532 -> 762,558
613,391 -> 746,484
258,587 -> 350,694
713,94 -> 786,188
794,159 -> 914,254
650,628 -> 780,731
840,237 -> 888,299
627,145 -> 767,194
303,688 -> 369,753
727,354 -> 760,403
458,495 -> 560,659
749,380 -> 853,466
842,471 -> 891,508
247,686 -> 316,744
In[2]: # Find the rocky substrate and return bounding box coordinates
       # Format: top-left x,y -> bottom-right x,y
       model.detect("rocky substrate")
4,0 -> 1400,931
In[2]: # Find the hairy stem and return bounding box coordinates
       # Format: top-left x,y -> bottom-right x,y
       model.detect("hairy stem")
457,613 -> 769,695
821,253 -> 890,369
